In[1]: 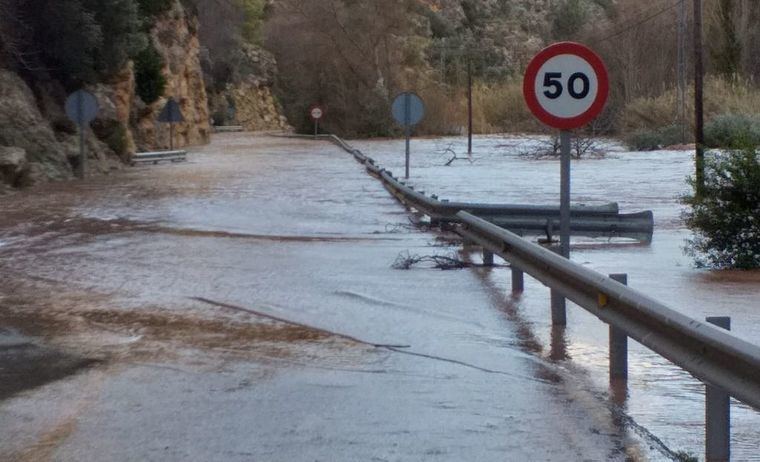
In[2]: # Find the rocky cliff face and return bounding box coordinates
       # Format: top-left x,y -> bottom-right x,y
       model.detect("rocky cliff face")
96,1 -> 211,154
0,70 -> 122,187
0,0 -> 211,191
206,45 -> 290,132
135,2 -> 210,150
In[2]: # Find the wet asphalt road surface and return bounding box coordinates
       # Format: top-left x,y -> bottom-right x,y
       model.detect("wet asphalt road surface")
1,133 -> 754,461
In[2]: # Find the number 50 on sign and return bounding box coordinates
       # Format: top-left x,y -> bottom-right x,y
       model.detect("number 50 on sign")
523,42 -> 609,130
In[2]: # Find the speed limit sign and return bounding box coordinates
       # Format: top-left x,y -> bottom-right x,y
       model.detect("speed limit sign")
523,42 -> 608,130
309,105 -> 324,121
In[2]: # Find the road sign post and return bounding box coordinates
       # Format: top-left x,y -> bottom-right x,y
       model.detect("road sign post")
391,92 -> 425,179
64,90 -> 99,179
158,98 -> 184,151
524,41 -> 608,323
560,130 -> 571,258
309,105 -> 324,139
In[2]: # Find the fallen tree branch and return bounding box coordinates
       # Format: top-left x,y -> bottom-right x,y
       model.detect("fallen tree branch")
392,251 -> 507,270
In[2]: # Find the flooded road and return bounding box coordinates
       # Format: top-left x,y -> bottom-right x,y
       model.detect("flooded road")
0,134 -> 662,461
354,135 -> 760,460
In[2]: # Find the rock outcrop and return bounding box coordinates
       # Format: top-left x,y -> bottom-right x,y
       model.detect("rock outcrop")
0,70 -> 121,187
207,45 -> 290,132
94,1 -> 211,154
0,0 -> 212,190
0,71 -> 71,180
133,1 -> 210,151
0,146 -> 27,187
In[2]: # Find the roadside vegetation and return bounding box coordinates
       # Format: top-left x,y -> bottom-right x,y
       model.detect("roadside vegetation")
6,0 -> 758,144
683,147 -> 760,269
262,0 -> 760,145
0,0 -> 171,93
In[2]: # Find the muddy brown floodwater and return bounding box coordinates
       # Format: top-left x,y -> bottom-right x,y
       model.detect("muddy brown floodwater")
0,133 -> 755,461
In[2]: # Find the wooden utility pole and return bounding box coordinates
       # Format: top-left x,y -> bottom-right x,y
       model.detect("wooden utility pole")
677,0 -> 687,142
694,0 -> 706,197
467,56 -> 473,155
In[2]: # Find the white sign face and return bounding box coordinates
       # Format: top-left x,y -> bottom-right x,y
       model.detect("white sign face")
533,54 -> 599,119
524,42 -> 608,130
311,107 -> 323,120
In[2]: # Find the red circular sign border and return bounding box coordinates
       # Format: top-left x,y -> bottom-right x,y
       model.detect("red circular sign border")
309,104 -> 325,121
523,42 -> 609,130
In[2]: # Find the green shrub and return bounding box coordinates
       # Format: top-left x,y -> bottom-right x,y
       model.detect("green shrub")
704,113 -> 760,149
8,0 -> 148,84
85,0 -> 147,77
37,0 -> 103,84
684,149 -> 760,269
137,0 -> 174,17
238,0 -> 267,46
551,0 -> 590,39
134,42 -> 167,104
625,125 -> 684,151
93,120 -> 130,158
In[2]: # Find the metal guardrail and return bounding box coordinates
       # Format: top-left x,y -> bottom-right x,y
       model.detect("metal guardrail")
131,150 -> 187,165
484,211 -> 654,242
457,211 -> 760,411
371,159 -> 653,242
304,132 -> 760,382
285,132 -> 759,457
213,125 -> 245,133
294,134 -> 653,241
285,135 -> 650,240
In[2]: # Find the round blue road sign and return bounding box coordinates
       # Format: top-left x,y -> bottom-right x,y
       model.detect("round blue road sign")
64,90 -> 99,127
392,92 -> 425,127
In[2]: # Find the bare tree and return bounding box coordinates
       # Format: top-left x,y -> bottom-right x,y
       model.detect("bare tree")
264,0 -> 427,136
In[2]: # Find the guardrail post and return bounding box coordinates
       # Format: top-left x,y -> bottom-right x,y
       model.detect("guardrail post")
550,246 -> 566,325
550,291 -> 566,325
705,316 -> 731,462
511,266 -> 524,293
482,250 -> 494,267
609,274 -> 628,381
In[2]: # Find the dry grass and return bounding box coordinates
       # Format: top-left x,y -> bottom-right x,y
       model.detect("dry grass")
473,80 -> 541,134
418,85 -> 467,136
418,79 -> 544,135
620,77 -> 760,134
422,75 -> 760,138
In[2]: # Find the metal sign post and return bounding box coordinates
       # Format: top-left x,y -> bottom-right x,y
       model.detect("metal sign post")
158,98 -> 184,150
391,92 -> 425,179
64,90 -> 99,179
523,41 -> 609,324
467,57 -> 473,156
404,93 -> 411,178
559,130 -> 571,258
309,105 -> 324,139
